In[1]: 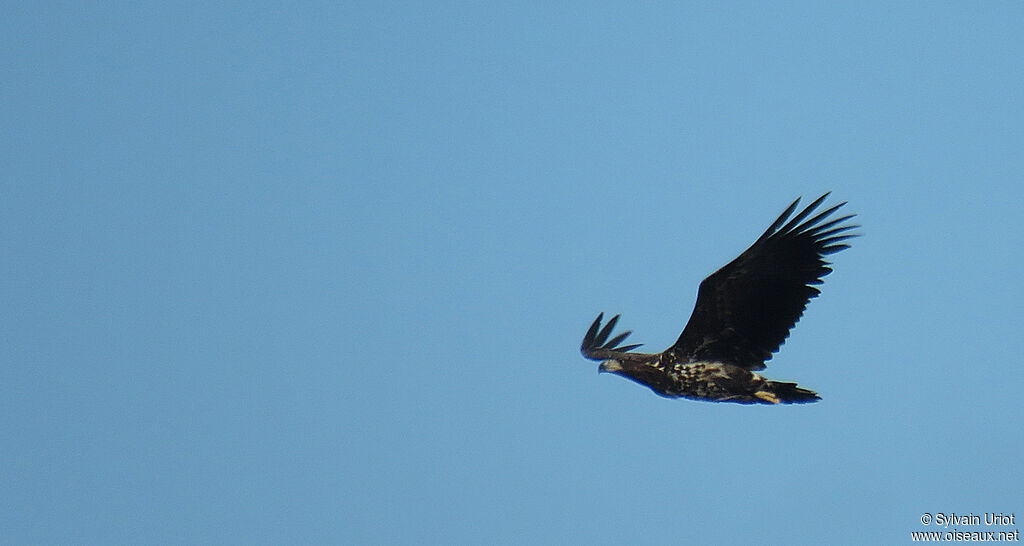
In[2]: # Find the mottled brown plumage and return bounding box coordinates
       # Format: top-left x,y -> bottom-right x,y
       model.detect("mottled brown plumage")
580,193 -> 857,404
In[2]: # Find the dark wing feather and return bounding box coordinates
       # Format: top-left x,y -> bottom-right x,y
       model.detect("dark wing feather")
668,193 -> 858,370
580,313 -> 643,361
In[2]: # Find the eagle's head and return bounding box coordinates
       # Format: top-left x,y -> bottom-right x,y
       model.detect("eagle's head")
598,359 -> 624,374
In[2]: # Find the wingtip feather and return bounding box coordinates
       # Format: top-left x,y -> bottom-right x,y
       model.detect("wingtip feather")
580,313 -> 643,357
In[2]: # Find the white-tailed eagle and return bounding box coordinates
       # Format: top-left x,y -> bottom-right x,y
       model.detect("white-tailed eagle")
580,193 -> 857,404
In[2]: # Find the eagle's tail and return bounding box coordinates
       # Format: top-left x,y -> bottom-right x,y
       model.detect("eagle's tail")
763,381 -> 821,404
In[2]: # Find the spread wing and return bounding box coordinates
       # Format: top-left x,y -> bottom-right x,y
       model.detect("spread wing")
668,193 -> 858,370
580,313 -> 643,361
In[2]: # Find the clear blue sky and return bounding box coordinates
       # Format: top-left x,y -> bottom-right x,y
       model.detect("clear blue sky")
3,3 -> 1022,544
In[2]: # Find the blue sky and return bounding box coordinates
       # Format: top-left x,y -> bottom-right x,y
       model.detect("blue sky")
3,3 -> 1022,544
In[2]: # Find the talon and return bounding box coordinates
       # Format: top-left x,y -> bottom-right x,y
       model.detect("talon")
754,391 -> 780,404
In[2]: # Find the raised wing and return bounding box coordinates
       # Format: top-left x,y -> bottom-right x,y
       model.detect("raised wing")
668,193 -> 858,369
580,313 -> 643,361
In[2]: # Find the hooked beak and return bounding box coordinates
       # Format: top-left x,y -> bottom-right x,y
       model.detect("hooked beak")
598,359 -> 623,374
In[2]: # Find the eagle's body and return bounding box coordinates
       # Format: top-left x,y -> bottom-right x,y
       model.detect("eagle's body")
580,193 -> 857,405
596,356 -> 817,404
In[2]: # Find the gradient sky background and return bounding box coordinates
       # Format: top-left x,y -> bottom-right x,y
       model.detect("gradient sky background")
3,3 -> 1022,544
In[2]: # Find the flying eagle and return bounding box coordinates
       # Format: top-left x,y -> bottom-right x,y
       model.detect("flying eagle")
580,193 -> 857,404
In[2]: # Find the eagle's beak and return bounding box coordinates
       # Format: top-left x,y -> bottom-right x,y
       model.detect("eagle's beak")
598,359 -> 623,373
